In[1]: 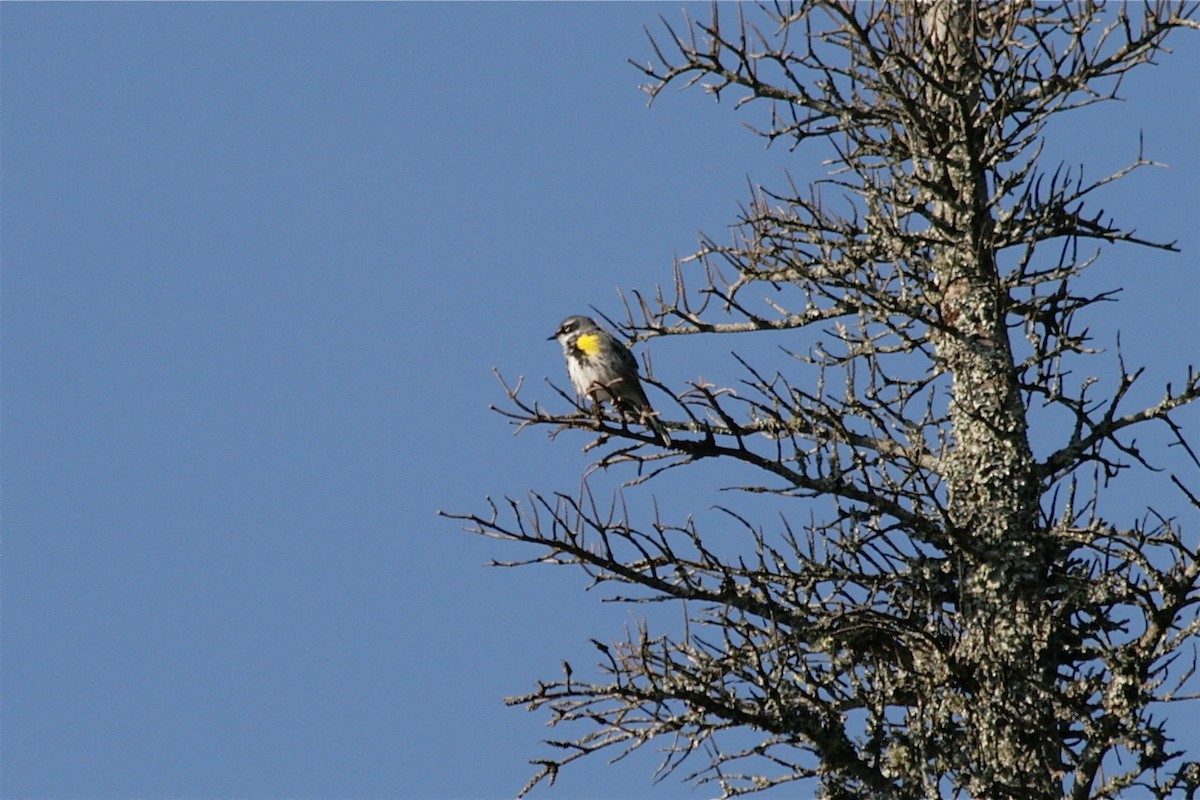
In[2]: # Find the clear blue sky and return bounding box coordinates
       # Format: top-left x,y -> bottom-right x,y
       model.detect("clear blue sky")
3,4 -> 1196,798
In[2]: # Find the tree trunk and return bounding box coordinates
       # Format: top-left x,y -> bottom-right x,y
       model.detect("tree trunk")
921,2 -> 1056,796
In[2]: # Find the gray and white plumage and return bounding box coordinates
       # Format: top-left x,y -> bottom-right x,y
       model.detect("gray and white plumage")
549,315 -> 671,445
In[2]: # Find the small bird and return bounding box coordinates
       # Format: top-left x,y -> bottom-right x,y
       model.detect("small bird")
549,315 -> 671,445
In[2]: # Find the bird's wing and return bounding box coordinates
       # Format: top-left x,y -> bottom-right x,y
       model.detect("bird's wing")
614,336 -> 640,374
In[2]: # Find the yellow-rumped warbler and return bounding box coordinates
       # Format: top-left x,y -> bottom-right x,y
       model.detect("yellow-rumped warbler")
550,315 -> 671,445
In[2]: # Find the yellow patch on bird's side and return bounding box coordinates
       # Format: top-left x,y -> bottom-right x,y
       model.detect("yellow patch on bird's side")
574,333 -> 603,357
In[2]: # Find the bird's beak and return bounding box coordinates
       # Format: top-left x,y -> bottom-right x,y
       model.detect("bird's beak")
547,333 -> 558,341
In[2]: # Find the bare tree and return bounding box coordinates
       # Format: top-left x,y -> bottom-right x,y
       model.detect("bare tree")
444,2 -> 1200,798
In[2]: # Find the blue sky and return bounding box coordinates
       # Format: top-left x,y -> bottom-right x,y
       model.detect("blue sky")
2,4 -> 1197,798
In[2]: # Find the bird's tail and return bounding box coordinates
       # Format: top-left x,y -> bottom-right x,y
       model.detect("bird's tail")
643,408 -> 672,446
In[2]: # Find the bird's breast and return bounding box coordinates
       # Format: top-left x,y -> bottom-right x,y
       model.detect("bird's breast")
572,333 -> 603,358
